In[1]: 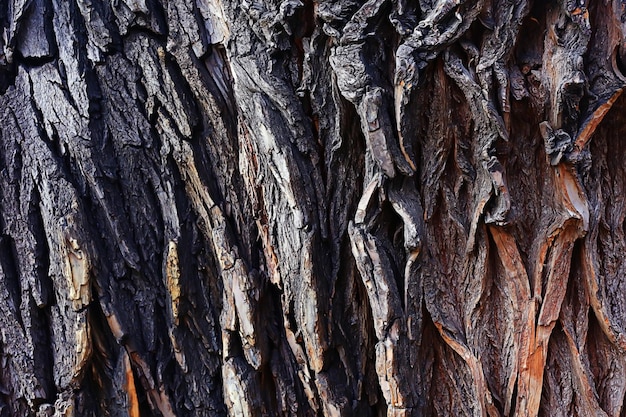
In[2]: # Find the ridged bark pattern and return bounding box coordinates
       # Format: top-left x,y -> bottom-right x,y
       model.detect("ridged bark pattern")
0,0 -> 625,416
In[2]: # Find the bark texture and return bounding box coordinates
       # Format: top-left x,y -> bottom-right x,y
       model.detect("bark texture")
1,0 -> 626,416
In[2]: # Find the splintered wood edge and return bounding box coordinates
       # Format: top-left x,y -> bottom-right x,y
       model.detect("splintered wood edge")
575,88 -> 624,151
123,352 -> 140,417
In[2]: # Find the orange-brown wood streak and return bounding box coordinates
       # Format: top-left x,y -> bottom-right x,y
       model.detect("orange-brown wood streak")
123,353 -> 141,417
575,88 -> 624,151
488,227 -> 532,415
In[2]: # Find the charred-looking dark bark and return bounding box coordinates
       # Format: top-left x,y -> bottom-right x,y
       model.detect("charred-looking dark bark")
1,0 -> 626,416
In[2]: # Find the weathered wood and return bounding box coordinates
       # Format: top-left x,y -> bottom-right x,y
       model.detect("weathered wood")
1,0 -> 626,416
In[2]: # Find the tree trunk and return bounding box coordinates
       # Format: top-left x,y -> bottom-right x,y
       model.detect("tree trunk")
0,0 -> 625,416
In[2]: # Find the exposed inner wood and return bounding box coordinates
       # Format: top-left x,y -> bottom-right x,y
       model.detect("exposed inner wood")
0,0 -> 625,416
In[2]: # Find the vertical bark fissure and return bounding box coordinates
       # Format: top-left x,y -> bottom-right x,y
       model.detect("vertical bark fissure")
2,0 -> 626,416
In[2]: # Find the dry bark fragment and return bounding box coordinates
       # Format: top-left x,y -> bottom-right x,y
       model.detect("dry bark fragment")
1,0 -> 626,416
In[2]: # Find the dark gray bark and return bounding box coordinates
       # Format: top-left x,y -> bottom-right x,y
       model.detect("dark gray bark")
0,0 -> 625,416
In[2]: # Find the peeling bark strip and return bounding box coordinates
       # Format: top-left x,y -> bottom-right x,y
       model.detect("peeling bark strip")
1,0 -> 626,416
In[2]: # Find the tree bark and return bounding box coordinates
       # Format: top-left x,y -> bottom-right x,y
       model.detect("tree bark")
0,0 -> 625,416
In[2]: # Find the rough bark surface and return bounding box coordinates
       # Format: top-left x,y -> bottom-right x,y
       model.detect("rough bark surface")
0,0 -> 626,416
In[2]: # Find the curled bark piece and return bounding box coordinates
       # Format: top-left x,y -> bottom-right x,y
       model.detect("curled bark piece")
2,0 -> 626,416
540,121 -> 574,166
394,0 -> 484,149
443,50 -> 510,233
349,175 -> 424,415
